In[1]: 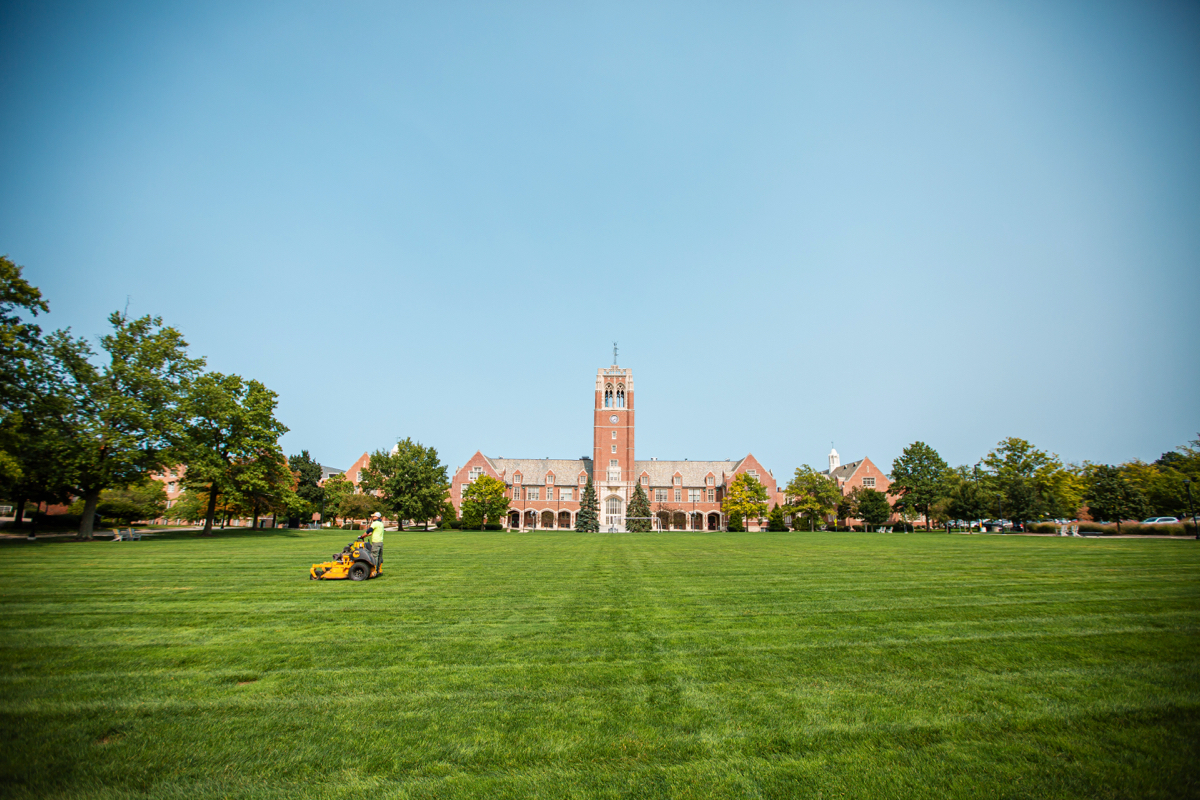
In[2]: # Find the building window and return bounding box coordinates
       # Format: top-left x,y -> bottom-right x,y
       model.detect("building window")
560,488 -> 573,501
611,444 -> 617,453
673,476 -> 682,485
748,469 -> 758,478
706,476 -> 714,486
513,487 -> 521,500
616,386 -> 625,408
604,384 -> 613,407
863,477 -> 876,488
469,466 -> 483,481
527,487 -> 540,501
461,484 -> 469,495
674,489 -> 682,502
514,474 -> 521,483
579,475 -> 586,484
612,431 -> 617,439
547,474 -> 554,484
546,488 -> 554,500
610,459 -> 618,467
689,489 -> 701,502
655,489 -> 667,502
641,476 -> 648,485
707,489 -> 715,502
607,470 -> 621,481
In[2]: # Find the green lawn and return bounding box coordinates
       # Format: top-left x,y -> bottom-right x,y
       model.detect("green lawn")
1,531 -> 1197,799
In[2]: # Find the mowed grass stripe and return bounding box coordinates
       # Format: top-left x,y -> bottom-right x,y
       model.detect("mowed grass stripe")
1,530 -> 1197,799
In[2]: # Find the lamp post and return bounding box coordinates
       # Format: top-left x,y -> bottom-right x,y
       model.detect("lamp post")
1185,479 -> 1198,540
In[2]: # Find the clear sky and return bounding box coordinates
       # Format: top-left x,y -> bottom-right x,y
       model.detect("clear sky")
2,0 -> 1197,477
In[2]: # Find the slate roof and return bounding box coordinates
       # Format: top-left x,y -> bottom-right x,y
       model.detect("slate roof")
633,460 -> 743,486
486,458 -> 593,484
825,460 -> 863,480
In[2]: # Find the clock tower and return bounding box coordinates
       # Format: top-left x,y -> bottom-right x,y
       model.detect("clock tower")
593,364 -> 634,529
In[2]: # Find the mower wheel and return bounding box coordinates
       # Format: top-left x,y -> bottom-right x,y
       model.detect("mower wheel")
349,562 -> 370,581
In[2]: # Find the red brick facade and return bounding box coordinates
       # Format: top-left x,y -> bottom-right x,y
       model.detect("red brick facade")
449,365 -> 786,531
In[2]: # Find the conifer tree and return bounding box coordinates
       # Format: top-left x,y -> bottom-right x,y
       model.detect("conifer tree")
626,482 -> 652,532
767,503 -> 788,531
576,479 -> 599,532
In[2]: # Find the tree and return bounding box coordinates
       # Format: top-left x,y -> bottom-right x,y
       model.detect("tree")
288,451 -> 324,526
69,477 -> 167,525
980,437 -> 1080,525
359,438 -> 448,529
322,473 -> 355,525
176,373 -> 289,535
576,479 -> 599,532
726,510 -> 744,532
0,255 -> 50,491
855,487 -> 892,530
725,472 -> 769,531
461,474 -> 510,529
167,488 -> 209,523
44,313 -> 203,539
888,442 -> 950,530
1085,465 -> 1148,533
626,482 -> 652,532
766,503 -> 788,531
945,468 -> 990,529
340,491 -> 382,523
784,466 -> 839,532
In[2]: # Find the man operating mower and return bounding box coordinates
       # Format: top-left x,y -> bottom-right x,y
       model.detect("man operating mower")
357,511 -> 385,574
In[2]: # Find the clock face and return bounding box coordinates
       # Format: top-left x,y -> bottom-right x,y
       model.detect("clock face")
610,415 -> 619,423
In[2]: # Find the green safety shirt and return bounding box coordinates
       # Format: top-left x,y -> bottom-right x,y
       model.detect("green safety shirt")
367,521 -> 385,543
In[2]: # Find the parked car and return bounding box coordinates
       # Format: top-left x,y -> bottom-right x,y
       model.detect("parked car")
1141,517 -> 1180,525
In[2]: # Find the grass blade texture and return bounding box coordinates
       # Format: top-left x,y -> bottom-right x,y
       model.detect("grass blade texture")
0,530 -> 1197,799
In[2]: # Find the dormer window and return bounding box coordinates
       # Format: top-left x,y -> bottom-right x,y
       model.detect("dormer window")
673,476 -> 682,485
514,474 -> 521,483
546,474 -> 554,485
706,476 -> 714,486
641,476 -> 648,485
579,474 -> 586,484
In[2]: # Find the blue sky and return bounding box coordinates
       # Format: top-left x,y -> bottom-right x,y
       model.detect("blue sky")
2,0 -> 1197,476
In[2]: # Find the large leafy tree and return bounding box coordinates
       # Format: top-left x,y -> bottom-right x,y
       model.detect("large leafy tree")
1085,465 -> 1148,533
321,473 -> 355,525
44,313 -> 203,539
784,466 -> 839,532
70,477 -> 167,525
626,482 -> 652,532
845,485 -> 892,530
461,474 -> 510,529
177,373 -> 289,535
287,450 -> 324,525
980,437 -> 1080,525
725,472 -> 770,531
0,256 -> 49,489
888,442 -> 950,530
945,468 -> 990,528
576,479 -> 599,532
359,438 -> 448,529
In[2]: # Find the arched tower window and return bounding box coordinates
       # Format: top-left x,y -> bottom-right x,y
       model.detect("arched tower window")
604,384 -> 613,408
616,384 -> 625,408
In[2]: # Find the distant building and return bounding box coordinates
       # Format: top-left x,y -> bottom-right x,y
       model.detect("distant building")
448,364 -> 785,531
820,448 -> 900,527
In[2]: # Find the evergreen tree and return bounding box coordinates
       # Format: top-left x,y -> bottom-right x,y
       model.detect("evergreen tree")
576,479 -> 599,532
767,503 -> 788,531
626,482 -> 652,531
727,511 -> 744,531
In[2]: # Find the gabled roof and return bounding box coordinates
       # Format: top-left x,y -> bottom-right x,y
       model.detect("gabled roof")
486,458 -> 593,484
633,460 -> 739,485
826,460 -> 863,480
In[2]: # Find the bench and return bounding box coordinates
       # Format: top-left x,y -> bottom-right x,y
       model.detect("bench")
111,528 -> 143,541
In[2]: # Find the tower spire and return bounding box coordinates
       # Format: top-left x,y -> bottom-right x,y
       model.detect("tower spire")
613,341 -> 618,365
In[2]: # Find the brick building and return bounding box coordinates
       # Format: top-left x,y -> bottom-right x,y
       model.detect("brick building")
820,448 -> 902,527
448,364 -> 786,531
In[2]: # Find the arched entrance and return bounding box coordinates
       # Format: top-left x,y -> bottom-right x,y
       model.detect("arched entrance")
690,512 -> 704,530
707,512 -> 720,531
605,496 -> 624,531
558,510 -> 572,529
656,511 -> 670,530
508,510 -> 520,529
541,510 -> 556,529
671,511 -> 686,531
524,510 -> 538,529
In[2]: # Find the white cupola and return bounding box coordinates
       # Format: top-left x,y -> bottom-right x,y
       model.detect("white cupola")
828,447 -> 840,472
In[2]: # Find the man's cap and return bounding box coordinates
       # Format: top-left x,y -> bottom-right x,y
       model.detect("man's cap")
371,512 -> 382,518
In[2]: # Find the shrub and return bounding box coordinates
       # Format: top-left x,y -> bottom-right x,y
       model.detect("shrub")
727,512 -> 744,532
1027,522 -> 1058,533
483,523 -> 503,531
892,522 -> 914,533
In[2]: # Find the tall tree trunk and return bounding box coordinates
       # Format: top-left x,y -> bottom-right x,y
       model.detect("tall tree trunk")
14,497 -> 25,528
78,492 -> 100,540
203,484 -> 219,535
252,499 -> 260,532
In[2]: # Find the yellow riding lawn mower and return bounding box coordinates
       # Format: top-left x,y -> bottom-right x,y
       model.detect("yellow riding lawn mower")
310,539 -> 380,581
